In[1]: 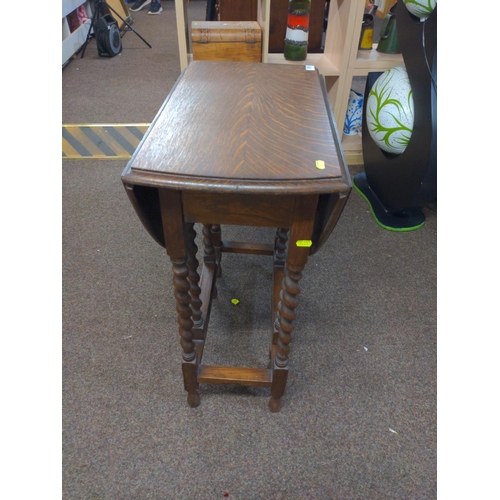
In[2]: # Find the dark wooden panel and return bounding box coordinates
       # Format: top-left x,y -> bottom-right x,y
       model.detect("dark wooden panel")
221,241 -> 274,255
158,189 -> 186,259
182,191 -> 295,227
217,0 -> 257,21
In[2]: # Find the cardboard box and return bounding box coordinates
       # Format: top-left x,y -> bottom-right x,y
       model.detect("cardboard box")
191,21 -> 262,63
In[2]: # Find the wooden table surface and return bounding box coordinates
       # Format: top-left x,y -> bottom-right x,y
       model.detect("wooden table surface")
122,61 -> 349,195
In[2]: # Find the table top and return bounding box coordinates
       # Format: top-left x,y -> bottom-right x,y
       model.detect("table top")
122,61 -> 349,195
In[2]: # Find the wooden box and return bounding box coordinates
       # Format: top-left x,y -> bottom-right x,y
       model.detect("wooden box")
191,21 -> 262,63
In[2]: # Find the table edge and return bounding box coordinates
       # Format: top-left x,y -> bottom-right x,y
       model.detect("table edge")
121,165 -> 350,195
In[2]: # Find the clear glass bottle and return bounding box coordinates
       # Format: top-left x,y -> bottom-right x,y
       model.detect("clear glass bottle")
284,0 -> 311,61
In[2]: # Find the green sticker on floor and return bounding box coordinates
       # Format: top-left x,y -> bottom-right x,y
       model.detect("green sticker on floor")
62,124 -> 150,160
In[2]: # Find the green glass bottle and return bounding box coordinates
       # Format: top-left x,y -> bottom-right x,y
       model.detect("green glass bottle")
284,0 -> 311,61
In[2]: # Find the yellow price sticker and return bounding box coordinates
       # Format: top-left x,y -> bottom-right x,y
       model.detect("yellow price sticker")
315,160 -> 326,170
296,240 -> 313,247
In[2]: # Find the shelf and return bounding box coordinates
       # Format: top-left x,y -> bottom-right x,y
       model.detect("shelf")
353,44 -> 404,76
62,0 -> 93,66
63,0 -> 87,18
266,53 -> 340,76
341,133 -> 364,165
62,19 -> 91,66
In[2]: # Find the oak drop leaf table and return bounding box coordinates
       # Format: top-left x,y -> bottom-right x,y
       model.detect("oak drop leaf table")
121,61 -> 351,412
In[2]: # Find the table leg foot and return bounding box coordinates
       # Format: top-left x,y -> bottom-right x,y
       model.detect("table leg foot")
269,397 -> 282,412
187,391 -> 201,408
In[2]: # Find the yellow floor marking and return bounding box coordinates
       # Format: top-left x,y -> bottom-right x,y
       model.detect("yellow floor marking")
89,126 -> 131,157
63,124 -> 150,160
72,129 -> 108,157
62,137 -> 80,157
117,126 -> 148,147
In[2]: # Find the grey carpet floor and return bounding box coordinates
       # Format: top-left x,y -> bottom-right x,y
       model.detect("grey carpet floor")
62,2 -> 437,498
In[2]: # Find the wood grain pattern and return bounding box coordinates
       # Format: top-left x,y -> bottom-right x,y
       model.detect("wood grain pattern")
192,42 -> 261,63
191,21 -> 261,42
182,191 -> 295,227
127,62 -> 344,194
191,21 -> 261,62
216,0 -> 258,22
198,365 -> 273,386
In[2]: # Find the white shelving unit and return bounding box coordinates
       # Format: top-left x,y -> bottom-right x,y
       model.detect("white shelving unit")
63,0 -> 93,66
174,0 -> 404,163
339,0 -> 403,162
